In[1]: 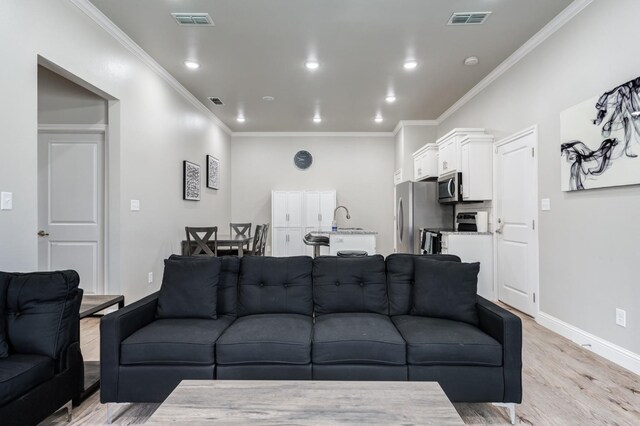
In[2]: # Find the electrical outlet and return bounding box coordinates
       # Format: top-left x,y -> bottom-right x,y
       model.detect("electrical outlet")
148,272 -> 153,284
131,200 -> 141,211
541,198 -> 551,211
616,308 -> 626,327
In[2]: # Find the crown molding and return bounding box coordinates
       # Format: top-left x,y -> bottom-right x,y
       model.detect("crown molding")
232,132 -> 394,138
436,0 -> 594,125
392,120 -> 439,135
69,0 -> 232,135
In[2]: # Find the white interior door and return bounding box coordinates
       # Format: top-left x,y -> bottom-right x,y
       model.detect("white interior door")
495,127 -> 539,317
38,131 -> 105,295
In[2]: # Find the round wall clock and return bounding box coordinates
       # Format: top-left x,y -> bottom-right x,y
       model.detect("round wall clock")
294,150 -> 313,170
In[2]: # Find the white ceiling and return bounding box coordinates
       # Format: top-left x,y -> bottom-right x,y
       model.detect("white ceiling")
88,0 -> 573,132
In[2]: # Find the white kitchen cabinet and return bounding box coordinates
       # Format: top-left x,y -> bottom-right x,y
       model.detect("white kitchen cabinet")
436,128 -> 486,176
460,135 -> 494,201
412,144 -> 438,181
272,191 -> 303,228
273,228 -> 303,257
441,233 -> 493,300
304,190 -> 336,230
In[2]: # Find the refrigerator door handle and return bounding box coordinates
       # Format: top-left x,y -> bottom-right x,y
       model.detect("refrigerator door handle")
397,198 -> 404,243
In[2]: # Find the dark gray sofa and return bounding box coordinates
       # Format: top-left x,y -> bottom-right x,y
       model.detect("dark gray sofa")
0,270 -> 84,426
101,254 -> 522,412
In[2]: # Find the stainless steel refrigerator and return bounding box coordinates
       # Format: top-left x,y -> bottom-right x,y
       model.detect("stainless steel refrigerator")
395,181 -> 454,253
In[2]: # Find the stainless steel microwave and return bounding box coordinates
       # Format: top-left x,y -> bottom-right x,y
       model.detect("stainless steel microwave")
437,172 -> 461,203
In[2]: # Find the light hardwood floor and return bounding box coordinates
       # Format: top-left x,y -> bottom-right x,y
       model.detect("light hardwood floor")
44,309 -> 640,425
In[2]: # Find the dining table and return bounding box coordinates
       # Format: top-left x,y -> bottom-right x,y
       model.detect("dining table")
181,234 -> 252,257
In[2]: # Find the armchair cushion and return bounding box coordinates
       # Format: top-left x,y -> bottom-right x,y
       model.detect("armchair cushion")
121,316 -> 234,365
392,315 -> 502,366
0,354 -> 54,406
0,275 -> 8,358
2,270 -> 80,359
312,256 -> 388,315
156,257 -> 221,319
411,258 -> 480,326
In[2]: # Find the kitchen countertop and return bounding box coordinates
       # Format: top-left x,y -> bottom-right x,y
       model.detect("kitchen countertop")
440,231 -> 492,235
310,229 -> 378,235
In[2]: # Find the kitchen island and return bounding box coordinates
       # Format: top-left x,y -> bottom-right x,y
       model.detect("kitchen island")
310,228 -> 377,255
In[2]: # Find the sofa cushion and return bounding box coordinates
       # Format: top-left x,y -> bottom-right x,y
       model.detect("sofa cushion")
2,270 -> 80,359
393,315 -> 502,367
238,257 -> 313,316
169,255 -> 239,316
120,316 -> 235,365
411,258 -> 480,326
312,313 -> 406,365
313,256 -> 388,315
216,314 -> 312,365
0,354 -> 54,406
156,256 -> 221,319
386,254 -> 461,316
0,275 -> 8,358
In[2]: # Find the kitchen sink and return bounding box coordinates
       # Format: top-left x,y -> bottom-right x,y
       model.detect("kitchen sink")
337,227 -> 363,231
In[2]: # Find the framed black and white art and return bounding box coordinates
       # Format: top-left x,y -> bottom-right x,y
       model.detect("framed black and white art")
183,160 -> 201,201
206,155 -> 220,190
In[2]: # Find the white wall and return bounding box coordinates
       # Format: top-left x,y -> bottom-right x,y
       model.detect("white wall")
38,66 -> 107,125
0,1 -> 231,302
231,135 -> 395,255
438,0 -> 640,355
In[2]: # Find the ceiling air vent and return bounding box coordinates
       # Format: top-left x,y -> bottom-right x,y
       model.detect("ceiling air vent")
208,97 -> 224,106
448,12 -> 491,25
171,13 -> 214,26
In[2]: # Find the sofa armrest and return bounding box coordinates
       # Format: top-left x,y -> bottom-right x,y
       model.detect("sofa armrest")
100,291 -> 158,403
476,296 -> 522,403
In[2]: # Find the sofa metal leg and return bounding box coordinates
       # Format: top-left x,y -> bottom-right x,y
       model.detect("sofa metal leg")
63,400 -> 73,422
493,402 -> 516,424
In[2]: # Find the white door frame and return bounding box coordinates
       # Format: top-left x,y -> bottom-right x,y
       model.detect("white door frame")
38,124 -> 109,295
492,125 -> 540,317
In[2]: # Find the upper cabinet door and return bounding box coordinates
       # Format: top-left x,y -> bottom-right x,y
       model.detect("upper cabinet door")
303,191 -> 320,228
286,191 -> 303,227
319,191 -> 336,229
272,191 -> 288,227
461,143 -> 471,200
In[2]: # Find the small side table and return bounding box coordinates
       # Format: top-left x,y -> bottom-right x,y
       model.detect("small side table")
79,295 -> 125,401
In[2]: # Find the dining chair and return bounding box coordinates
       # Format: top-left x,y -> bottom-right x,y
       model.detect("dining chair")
185,226 -> 218,256
230,222 -> 252,238
245,224 -> 264,256
259,223 -> 269,256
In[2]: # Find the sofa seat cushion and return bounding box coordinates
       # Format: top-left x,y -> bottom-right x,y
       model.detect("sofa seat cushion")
216,314 -> 312,365
392,315 -> 502,367
313,313 -> 406,365
0,354 -> 54,406
121,316 -> 235,365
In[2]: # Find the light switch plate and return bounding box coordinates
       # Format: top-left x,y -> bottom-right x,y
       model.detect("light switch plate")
130,200 -> 140,211
616,308 -> 626,327
1,192 -> 13,210
541,198 -> 551,211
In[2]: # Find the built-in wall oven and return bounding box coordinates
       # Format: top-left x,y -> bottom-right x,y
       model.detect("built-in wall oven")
437,172 -> 462,203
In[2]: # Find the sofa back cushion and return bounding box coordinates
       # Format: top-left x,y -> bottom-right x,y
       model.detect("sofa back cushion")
1,270 -> 80,359
156,256 -> 221,319
0,274 -> 9,357
169,255 -> 239,316
386,254 -> 461,316
313,255 -> 388,315
238,256 -> 313,316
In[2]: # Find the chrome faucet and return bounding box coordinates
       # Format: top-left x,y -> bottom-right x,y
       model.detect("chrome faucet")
333,205 -> 351,221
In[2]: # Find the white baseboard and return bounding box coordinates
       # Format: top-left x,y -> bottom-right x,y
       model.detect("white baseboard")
537,312 -> 640,376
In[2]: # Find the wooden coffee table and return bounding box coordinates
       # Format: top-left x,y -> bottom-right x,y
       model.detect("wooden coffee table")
147,380 -> 463,425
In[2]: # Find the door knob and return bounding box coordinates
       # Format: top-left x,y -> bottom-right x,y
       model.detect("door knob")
37,230 -> 49,237
495,219 -> 504,234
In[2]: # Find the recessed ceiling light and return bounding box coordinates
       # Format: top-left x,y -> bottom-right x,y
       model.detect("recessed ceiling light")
236,116 -> 246,123
313,116 -> 322,124
632,111 -> 640,118
464,56 -> 479,66
262,96 -> 275,101
305,60 -> 319,70
184,60 -> 200,69
403,60 -> 418,70
385,95 -> 397,103
374,115 -> 384,123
